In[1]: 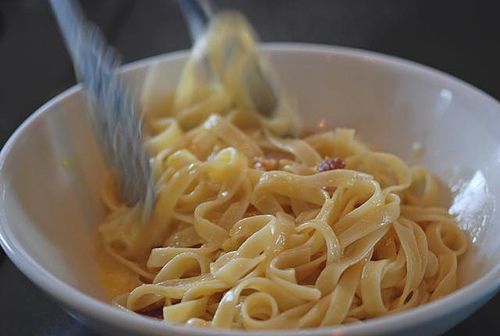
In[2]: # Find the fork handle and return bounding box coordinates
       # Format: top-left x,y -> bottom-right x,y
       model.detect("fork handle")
177,0 -> 214,41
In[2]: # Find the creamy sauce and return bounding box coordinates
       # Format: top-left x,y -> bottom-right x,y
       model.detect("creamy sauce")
94,234 -> 141,300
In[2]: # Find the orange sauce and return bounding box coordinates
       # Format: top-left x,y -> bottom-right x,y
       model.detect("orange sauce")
94,233 -> 141,300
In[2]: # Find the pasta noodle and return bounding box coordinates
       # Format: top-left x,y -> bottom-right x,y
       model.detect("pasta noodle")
97,12 -> 468,330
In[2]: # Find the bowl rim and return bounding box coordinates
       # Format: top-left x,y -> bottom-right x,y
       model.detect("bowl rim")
0,42 -> 499,336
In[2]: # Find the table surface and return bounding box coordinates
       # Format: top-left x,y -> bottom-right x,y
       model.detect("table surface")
0,0 -> 498,335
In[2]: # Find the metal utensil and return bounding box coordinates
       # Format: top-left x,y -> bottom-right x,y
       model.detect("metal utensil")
177,0 -> 278,118
49,0 -> 154,210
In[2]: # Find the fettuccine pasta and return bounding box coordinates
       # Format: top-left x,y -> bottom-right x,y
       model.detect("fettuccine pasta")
97,12 -> 468,330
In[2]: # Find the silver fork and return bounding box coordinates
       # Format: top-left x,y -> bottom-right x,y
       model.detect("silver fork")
177,0 -> 278,118
49,0 -> 154,211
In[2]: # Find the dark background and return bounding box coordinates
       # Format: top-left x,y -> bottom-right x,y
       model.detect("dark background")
0,0 -> 498,335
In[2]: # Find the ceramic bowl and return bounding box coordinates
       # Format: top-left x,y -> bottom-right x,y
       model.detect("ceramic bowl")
0,44 -> 499,336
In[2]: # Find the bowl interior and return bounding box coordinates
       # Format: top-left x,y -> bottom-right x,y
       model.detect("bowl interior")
0,45 -> 499,319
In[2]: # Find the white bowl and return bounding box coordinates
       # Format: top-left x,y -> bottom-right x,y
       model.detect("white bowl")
0,44 -> 499,336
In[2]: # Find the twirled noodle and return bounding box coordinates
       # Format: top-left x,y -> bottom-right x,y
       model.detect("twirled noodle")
97,11 -> 468,330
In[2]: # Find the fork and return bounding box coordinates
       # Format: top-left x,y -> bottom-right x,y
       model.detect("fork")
49,0 -> 154,211
177,0 -> 278,118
